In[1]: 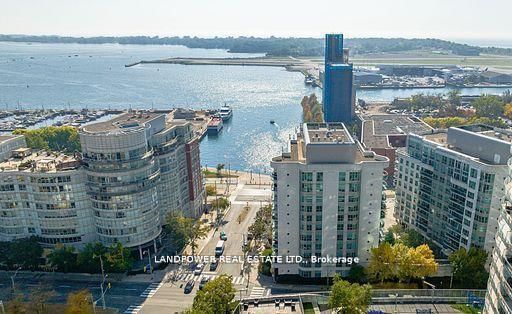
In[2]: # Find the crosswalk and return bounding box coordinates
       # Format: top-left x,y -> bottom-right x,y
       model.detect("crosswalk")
123,282 -> 163,314
248,286 -> 267,298
173,273 -> 246,285
140,282 -> 163,298
123,305 -> 143,314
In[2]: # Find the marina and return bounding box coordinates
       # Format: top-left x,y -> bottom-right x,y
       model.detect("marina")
0,109 -> 122,132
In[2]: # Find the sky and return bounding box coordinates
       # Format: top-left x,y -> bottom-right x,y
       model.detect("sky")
1,0 -> 511,45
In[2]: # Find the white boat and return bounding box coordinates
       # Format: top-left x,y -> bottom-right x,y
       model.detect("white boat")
219,106 -> 233,121
207,117 -> 223,134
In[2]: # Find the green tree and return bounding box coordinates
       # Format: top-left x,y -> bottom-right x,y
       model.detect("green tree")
449,247 -> 489,288
502,90 -> 512,103
64,289 -> 93,314
368,242 -> 438,283
258,248 -> 272,275
212,197 -> 230,226
205,185 -> 217,196
190,274 -> 237,314
47,244 -> 77,273
76,242 -> 106,273
13,126 -> 81,153
367,242 -> 396,283
400,229 -> 425,248
328,275 -> 372,314
383,230 -> 395,245
347,265 -> 367,284
444,90 -> 461,116
248,204 -> 272,243
105,242 -> 133,273
165,212 -> 209,256
216,164 -> 225,177
8,236 -> 43,270
472,95 -> 504,119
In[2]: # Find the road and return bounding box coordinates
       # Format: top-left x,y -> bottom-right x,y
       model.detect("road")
0,275 -> 151,312
139,175 -> 272,313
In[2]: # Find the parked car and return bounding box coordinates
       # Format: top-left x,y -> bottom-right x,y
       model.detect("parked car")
184,280 -> 195,294
247,232 -> 254,240
210,259 -> 219,271
194,263 -> 204,275
220,231 -> 228,241
199,276 -> 210,290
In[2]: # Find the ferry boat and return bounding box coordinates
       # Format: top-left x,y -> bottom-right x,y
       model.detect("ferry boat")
219,106 -> 233,121
207,117 -> 223,135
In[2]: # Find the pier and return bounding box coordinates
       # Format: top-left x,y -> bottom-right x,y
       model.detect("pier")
125,57 -> 322,86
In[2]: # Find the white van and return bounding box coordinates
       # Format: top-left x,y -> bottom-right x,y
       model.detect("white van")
215,240 -> 225,257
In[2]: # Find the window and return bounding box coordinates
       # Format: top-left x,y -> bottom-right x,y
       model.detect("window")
316,172 -> 323,182
349,172 -> 360,181
301,172 -> 313,182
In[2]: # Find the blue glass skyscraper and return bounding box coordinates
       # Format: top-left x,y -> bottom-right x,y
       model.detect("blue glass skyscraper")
323,34 -> 355,123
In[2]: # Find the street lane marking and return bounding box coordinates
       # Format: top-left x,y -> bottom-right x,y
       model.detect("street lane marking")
249,287 -> 266,298
125,288 -> 138,291
139,282 -> 163,298
58,285 -> 71,288
124,305 -> 143,314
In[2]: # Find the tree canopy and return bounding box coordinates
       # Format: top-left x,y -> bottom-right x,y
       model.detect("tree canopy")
449,247 -> 489,288
189,275 -> 237,314
248,204 -> 273,244
64,289 -> 94,314
301,94 -> 323,123
0,236 -> 43,270
367,242 -> 438,283
166,212 -> 209,255
328,275 -> 372,314
13,126 -> 80,153
472,95 -> 504,119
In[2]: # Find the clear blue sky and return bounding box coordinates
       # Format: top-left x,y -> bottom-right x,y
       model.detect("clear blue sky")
1,0 -> 510,42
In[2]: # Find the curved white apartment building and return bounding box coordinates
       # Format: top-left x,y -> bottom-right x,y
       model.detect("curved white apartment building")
0,148 -> 96,248
80,114 -> 162,252
0,111 -> 204,256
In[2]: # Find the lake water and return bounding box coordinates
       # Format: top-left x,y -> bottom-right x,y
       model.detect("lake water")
0,42 -> 510,173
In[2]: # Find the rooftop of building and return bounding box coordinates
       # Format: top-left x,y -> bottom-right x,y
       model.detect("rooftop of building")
304,123 -> 353,144
0,148 -> 80,173
417,124 -> 512,165
458,124 -> 512,142
80,111 -> 164,133
362,114 -> 433,148
273,123 -> 387,164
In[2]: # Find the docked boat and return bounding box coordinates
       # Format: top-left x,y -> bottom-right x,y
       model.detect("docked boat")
207,117 -> 223,135
219,106 -> 233,121
304,75 -> 315,85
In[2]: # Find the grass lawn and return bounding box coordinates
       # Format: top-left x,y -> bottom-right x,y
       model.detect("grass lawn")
451,304 -> 482,314
203,169 -> 238,178
302,302 -> 315,314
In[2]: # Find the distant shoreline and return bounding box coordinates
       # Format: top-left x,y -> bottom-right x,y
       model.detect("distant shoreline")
2,35 -> 512,57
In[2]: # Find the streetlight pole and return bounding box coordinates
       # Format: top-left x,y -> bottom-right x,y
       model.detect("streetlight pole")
10,267 -> 21,292
143,250 -> 152,274
96,255 -> 107,310
423,280 -> 436,305
0,300 -> 5,314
